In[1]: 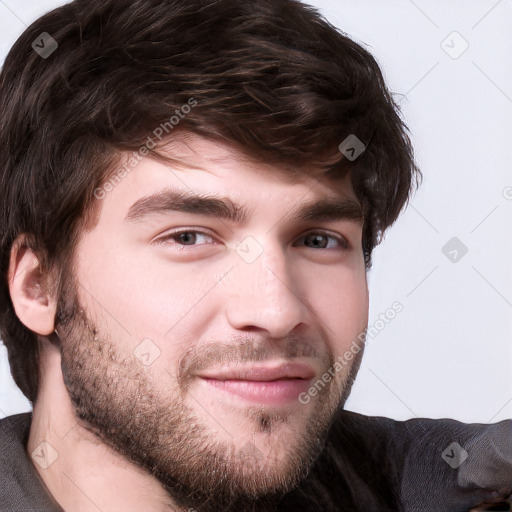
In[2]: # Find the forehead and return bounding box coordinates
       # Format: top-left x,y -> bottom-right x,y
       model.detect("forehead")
88,132 -> 360,231
131,132 -> 355,196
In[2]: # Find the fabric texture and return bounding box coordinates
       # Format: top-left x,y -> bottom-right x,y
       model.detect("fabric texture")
1,411 -> 511,511
279,409 -> 512,511
0,413 -> 63,512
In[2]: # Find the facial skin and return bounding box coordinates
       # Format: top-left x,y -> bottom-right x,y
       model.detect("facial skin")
11,132 -> 369,512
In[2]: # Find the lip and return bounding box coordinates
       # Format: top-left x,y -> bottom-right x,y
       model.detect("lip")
197,362 -> 316,382
197,362 -> 315,406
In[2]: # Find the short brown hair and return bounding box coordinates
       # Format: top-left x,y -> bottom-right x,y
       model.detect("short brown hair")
0,0 -> 420,403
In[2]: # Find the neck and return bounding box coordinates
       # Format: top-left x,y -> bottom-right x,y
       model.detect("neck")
26,337 -> 181,512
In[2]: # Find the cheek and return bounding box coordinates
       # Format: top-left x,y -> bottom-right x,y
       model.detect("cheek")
308,264 -> 369,354
74,240 -> 219,358
75,247 -> 163,333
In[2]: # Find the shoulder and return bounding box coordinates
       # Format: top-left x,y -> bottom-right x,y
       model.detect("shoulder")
279,410 -> 512,511
0,412 -> 63,511
0,412 -> 32,462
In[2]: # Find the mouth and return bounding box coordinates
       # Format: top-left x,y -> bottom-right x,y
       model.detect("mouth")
197,362 -> 315,406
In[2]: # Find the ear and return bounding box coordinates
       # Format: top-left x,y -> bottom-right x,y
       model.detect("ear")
7,238 -> 57,336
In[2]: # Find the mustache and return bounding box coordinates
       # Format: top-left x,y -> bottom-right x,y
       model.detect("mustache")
177,335 -> 334,388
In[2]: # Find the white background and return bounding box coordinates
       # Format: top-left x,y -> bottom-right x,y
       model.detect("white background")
0,0 -> 511,423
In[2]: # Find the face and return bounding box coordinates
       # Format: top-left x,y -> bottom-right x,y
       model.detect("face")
55,132 -> 369,511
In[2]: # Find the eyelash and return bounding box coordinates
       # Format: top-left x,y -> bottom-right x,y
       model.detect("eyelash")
155,228 -> 350,252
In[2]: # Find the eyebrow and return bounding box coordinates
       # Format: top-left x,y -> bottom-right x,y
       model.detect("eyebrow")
124,188 -> 363,225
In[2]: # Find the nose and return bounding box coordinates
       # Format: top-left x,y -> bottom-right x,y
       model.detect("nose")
224,238 -> 309,339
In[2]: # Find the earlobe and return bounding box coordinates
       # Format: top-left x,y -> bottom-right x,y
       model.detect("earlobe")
7,239 -> 57,336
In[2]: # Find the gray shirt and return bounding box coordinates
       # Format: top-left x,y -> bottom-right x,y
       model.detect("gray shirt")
0,413 -> 62,512
1,411 -> 511,511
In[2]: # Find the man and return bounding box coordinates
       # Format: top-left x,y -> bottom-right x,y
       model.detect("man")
0,0 -> 510,511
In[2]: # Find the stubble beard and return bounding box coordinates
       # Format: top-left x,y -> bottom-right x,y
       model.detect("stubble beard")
54,279 -> 361,512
